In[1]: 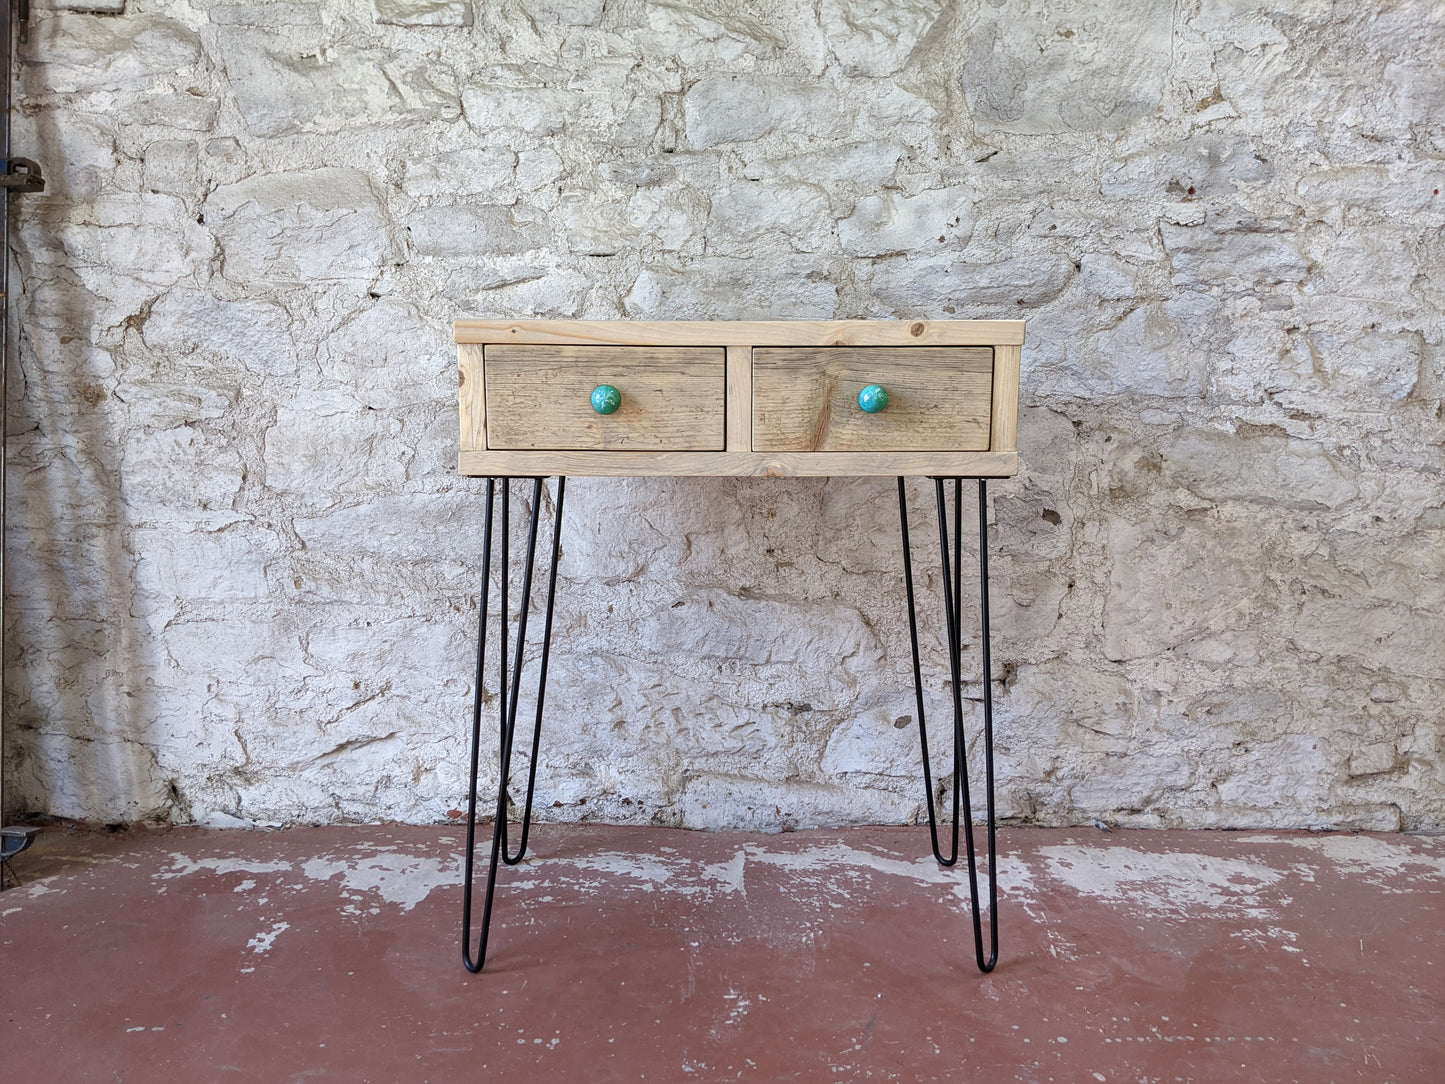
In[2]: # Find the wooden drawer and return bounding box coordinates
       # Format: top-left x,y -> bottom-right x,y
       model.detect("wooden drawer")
751,347 -> 994,452
484,345 -> 726,451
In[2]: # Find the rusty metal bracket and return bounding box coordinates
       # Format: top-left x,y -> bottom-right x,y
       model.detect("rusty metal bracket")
0,155 -> 41,191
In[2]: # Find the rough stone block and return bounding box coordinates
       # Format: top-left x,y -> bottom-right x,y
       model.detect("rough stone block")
372,0 -> 472,27
1100,517 -> 1275,664
1079,253 -> 1140,301
204,168 -> 396,288
142,290 -> 298,376
27,195 -> 211,311
818,0 -> 948,77
402,148 -> 516,197
519,0 -> 604,26
820,698 -> 924,779
21,13 -> 202,93
964,1 -> 1171,133
461,82 -> 571,135
209,3 -> 321,25
263,398 -> 407,499
1163,428 -> 1358,511
516,147 -> 566,191
120,426 -> 246,524
407,204 -> 549,258
129,88 -> 220,130
320,299 -> 448,409
676,773 -> 917,831
684,73 -> 846,148
622,258 -> 839,319
1162,222 -> 1310,292
35,115 -> 115,201
215,30 -> 457,137
132,528 -> 274,604
42,1 -> 128,10
142,139 -> 199,197
706,181 -> 832,252
868,252 -> 1074,310
627,186 -> 708,252
839,187 -> 974,257
768,141 -> 905,188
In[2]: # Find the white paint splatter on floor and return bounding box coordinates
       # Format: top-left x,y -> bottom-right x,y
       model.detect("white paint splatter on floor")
246,921 -> 289,954
300,852 -> 457,912
1243,833 -> 1445,889
158,855 -> 293,879
1036,846 -> 1286,920
703,849 -> 747,896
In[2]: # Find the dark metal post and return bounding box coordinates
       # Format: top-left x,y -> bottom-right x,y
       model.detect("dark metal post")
462,476 -> 566,972
1,0 -> 45,868
897,476 -> 999,972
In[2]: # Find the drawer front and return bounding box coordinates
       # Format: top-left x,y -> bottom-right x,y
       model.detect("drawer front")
752,347 -> 994,452
485,345 -> 726,451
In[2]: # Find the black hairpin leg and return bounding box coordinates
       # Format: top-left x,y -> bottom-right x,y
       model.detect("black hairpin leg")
898,476 -> 998,973
462,476 -> 566,973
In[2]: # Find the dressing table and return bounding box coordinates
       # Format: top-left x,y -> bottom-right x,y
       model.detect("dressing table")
455,319 -> 1024,975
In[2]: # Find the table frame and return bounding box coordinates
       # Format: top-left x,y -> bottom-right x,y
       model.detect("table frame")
460,473 -> 1000,975
457,319 -> 1020,975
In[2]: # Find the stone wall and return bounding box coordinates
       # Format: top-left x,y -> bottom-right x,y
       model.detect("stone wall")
4,0 -> 1442,831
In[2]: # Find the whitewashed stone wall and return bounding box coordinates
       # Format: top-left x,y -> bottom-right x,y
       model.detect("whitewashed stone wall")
4,0 -> 1442,831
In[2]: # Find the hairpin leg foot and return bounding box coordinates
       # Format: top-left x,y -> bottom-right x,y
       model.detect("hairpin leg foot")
462,476 -> 566,973
898,476 -> 999,973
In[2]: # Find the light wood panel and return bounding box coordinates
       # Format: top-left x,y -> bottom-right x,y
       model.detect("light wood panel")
990,342 -> 1021,454
459,343 -> 486,453
458,448 -> 1019,478
457,319 -> 1025,347
725,344 -> 751,452
752,347 -> 993,453
484,345 -> 725,451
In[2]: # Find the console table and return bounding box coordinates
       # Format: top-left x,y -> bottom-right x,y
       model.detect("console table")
455,319 -> 1024,975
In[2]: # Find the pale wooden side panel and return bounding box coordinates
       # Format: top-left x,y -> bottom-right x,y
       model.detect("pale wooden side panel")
725,344 -> 751,452
459,343 -> 486,452
458,449 -> 1019,478
752,347 -> 993,453
484,345 -> 725,451
990,342 -> 1021,454
457,319 -> 1026,348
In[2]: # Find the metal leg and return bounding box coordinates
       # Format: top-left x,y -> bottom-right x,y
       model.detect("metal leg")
462,476 -> 566,973
898,476 -> 999,973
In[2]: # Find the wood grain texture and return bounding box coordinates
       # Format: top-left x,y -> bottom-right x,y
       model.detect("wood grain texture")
725,344 -> 751,452
752,347 -> 993,452
990,342 -> 1021,454
458,344 -> 486,452
457,320 -> 1024,476
458,448 -> 1019,478
456,319 -> 1026,347
484,345 -> 725,451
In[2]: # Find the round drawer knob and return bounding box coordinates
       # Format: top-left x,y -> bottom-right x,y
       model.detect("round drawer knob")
857,384 -> 889,414
590,384 -> 621,415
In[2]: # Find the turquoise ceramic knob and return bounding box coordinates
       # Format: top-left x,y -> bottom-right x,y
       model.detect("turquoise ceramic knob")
591,384 -> 621,415
858,384 -> 889,414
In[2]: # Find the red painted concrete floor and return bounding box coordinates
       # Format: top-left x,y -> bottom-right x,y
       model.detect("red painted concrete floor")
2,824 -> 1442,1082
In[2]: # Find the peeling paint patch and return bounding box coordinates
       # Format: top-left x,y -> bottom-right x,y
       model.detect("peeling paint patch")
744,841 -> 1034,903
246,921 -> 289,954
1244,834 -> 1445,888
1037,846 -> 1286,919
704,849 -> 748,896
565,852 -> 679,890
12,880 -> 65,900
157,855 -> 294,879
300,850 -> 457,912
